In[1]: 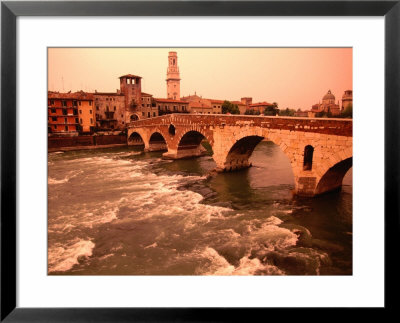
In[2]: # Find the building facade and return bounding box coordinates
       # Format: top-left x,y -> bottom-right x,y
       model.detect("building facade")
48,92 -> 95,134
310,90 -> 342,116
93,92 -> 125,130
247,102 -> 275,114
155,98 -> 189,115
342,90 -> 353,110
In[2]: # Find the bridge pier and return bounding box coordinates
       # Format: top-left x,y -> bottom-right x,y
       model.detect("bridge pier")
146,141 -> 167,152
162,144 -> 208,160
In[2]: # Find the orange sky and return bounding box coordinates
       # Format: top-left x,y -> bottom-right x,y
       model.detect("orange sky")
48,48 -> 352,111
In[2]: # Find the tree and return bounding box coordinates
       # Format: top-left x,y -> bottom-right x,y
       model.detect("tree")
222,100 -> 240,114
279,107 -> 296,116
245,109 -> 260,115
263,102 -> 279,116
341,104 -> 352,118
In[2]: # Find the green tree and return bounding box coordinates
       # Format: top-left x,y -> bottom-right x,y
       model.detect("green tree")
341,104 -> 352,118
263,102 -> 279,116
279,108 -> 296,116
245,109 -> 260,115
222,100 -> 240,114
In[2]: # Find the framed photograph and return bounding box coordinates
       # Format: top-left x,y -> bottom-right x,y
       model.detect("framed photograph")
1,0 -> 399,321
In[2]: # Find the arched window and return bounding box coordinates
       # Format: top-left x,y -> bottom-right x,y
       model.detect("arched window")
168,124 -> 176,136
303,145 -> 314,170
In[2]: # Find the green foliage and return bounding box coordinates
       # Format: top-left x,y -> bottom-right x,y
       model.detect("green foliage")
222,100 -> 240,114
244,109 -> 260,115
341,104 -> 352,118
263,102 -> 279,116
279,108 -> 296,116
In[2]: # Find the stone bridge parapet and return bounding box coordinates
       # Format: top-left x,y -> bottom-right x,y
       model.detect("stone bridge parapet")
127,114 -> 353,197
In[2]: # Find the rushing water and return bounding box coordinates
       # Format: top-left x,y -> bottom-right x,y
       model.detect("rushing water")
48,141 -> 352,275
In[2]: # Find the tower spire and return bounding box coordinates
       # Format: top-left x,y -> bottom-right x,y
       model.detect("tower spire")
166,51 -> 181,100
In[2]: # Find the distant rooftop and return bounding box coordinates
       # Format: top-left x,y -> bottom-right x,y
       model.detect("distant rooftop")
119,74 -> 142,79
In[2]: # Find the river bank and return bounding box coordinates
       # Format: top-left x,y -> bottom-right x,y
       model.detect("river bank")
48,143 -> 127,153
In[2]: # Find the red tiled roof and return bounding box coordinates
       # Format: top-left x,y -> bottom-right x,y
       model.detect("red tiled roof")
249,102 -> 273,107
94,92 -> 124,96
209,99 -> 225,104
48,91 -> 93,100
155,98 -> 189,104
141,92 -> 153,97
119,74 -> 142,79
231,101 -> 246,105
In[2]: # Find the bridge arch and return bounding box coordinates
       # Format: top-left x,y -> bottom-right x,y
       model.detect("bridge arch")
223,135 -> 264,171
172,129 -> 213,159
128,131 -> 146,149
315,157 -> 352,195
148,131 -> 168,152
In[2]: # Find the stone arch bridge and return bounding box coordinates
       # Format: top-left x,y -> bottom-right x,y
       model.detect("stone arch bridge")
127,114 -> 352,197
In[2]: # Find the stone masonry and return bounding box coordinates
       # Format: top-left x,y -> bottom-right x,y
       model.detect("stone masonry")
127,114 -> 352,197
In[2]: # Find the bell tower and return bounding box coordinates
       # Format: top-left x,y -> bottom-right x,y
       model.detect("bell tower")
166,52 -> 180,100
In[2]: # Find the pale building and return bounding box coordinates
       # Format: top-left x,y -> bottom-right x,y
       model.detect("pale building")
155,98 -> 189,115
310,90 -> 342,116
93,91 -> 125,130
166,52 -> 181,100
342,90 -> 353,110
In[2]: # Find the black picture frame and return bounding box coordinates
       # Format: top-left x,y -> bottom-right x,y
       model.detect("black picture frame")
1,1 -> 399,321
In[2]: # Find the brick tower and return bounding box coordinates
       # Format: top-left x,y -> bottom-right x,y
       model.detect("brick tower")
166,52 -> 181,100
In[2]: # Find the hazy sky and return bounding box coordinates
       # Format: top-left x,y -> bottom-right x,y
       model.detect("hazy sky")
48,48 -> 352,111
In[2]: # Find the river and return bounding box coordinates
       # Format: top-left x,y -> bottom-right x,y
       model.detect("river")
48,141 -> 352,275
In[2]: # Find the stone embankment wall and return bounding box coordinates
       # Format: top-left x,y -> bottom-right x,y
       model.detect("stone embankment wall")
48,135 -> 127,149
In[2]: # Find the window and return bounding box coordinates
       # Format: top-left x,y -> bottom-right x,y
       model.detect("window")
79,110 -> 82,114
78,101 -> 81,106
51,117 -> 57,121
50,100 -> 54,105
90,118 -> 93,124
75,118 -> 79,123
114,106 -> 116,111
121,115 -> 123,118
147,112 -> 150,118
54,125 -> 57,129
173,106 -> 177,111
51,108 -> 56,113
89,110 -> 92,114
80,118 -> 82,124
153,112 -> 156,117
89,101 -> 92,106
303,145 -> 314,170
96,106 -> 99,111
65,126 -> 68,131
64,118 -> 68,123
62,109 -> 67,116
106,106 -> 109,112
73,101 -> 77,106
142,112 -> 145,116
62,100 -> 67,107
